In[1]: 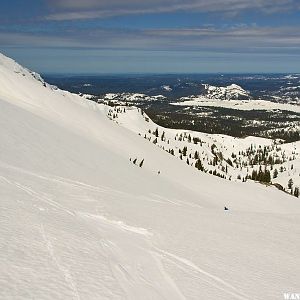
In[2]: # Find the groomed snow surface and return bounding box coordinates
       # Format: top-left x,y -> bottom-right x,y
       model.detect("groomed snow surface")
0,53 -> 300,299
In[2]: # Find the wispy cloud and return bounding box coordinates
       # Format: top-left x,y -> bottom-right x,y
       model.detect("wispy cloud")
2,0 -> 299,73
45,0 -> 300,20
1,25 -> 300,53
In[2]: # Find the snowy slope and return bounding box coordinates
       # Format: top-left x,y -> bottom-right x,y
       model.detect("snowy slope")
111,106 -> 300,192
1,53 -> 300,300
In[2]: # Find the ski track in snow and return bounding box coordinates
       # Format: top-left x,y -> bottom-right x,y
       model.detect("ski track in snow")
40,224 -> 80,300
0,166 -> 265,300
153,248 -> 253,300
149,193 -> 203,208
79,213 -> 186,300
13,180 -> 76,216
0,161 -> 112,193
0,161 -> 201,209
81,213 -> 152,236
80,212 -> 252,300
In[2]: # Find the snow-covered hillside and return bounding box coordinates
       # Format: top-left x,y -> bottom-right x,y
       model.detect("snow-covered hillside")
1,53 -> 300,300
104,106 -> 300,193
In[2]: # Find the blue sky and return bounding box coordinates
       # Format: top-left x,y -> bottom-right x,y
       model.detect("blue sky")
1,0 -> 300,74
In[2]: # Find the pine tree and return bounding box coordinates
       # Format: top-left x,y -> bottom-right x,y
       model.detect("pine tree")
265,170 -> 271,183
257,166 -> 263,182
294,187 -> 299,198
195,159 -> 204,171
288,178 -> 294,190
139,159 -> 144,168
252,169 -> 258,180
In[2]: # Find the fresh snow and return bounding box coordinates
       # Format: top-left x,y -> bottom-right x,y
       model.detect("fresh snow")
0,53 -> 300,300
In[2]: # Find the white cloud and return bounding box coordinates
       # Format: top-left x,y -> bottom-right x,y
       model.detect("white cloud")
45,0 -> 299,20
1,25 -> 300,52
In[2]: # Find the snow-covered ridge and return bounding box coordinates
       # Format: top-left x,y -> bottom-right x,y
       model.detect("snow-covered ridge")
95,84 -> 249,104
174,83 -> 250,103
100,92 -> 166,102
0,53 -> 50,89
202,83 -> 250,100
172,82 -> 300,112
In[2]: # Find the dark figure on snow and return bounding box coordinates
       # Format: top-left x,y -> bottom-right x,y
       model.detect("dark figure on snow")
224,206 -> 229,211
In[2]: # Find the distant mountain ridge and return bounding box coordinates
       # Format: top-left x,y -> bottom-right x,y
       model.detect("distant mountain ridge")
202,83 -> 251,100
